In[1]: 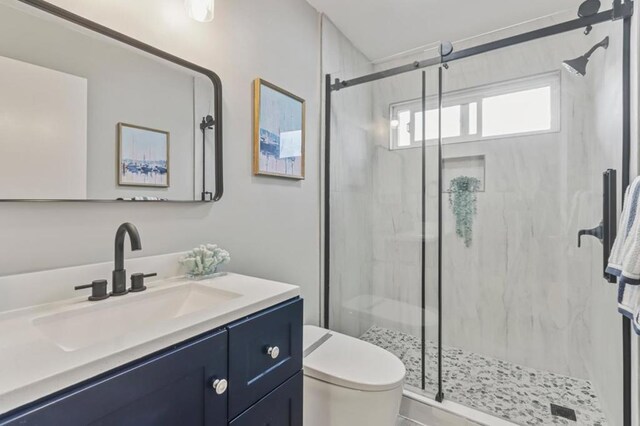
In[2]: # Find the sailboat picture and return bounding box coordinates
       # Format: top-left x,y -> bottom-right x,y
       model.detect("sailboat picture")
118,123 -> 170,188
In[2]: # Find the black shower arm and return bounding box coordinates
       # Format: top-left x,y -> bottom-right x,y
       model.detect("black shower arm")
584,36 -> 610,59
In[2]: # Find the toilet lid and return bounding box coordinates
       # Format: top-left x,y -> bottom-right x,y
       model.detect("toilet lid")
303,325 -> 406,392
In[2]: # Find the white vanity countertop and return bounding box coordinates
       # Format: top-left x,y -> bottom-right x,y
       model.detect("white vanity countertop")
0,273 -> 299,415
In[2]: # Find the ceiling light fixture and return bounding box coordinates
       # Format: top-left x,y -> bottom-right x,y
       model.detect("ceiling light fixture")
185,0 -> 214,22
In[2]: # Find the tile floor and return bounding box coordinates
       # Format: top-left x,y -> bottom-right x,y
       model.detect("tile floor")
361,326 -> 607,426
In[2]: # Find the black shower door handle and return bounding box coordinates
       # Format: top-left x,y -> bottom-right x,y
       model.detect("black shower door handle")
576,169 -> 616,283
602,169 -> 617,283
578,223 -> 603,247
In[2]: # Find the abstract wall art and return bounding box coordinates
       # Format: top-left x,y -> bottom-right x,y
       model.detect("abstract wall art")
253,79 -> 305,179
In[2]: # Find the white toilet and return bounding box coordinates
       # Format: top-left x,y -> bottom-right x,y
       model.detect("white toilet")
302,325 -> 406,426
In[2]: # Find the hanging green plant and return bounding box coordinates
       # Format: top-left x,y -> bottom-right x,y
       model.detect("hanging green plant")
448,176 -> 481,248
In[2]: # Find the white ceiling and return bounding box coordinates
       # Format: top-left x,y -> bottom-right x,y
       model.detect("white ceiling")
306,0 -> 579,61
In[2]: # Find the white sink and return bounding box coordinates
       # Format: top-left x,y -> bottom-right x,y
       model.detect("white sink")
32,283 -> 241,352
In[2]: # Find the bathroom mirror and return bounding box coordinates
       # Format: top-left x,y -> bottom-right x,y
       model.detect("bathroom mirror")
0,0 -> 223,202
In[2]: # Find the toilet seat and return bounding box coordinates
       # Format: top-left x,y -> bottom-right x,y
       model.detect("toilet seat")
302,325 -> 406,392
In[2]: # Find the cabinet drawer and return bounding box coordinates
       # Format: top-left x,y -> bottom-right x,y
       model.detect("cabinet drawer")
228,298 -> 302,419
229,371 -> 302,426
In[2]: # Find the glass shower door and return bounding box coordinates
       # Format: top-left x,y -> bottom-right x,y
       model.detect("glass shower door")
328,63 -> 441,395
439,20 -> 623,426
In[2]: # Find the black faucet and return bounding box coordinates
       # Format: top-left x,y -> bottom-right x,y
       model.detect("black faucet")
112,223 -> 142,296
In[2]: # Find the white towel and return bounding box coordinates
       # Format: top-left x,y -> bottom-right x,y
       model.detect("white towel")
606,176 -> 640,333
605,182 -> 636,276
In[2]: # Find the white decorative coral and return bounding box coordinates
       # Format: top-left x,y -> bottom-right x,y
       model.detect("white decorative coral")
180,244 -> 230,277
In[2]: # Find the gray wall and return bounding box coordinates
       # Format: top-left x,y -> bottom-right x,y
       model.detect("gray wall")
0,0 -> 321,325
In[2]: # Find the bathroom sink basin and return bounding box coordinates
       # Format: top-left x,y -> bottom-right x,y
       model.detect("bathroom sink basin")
32,283 -> 241,352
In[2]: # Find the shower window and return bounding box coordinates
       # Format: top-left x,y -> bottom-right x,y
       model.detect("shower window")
414,106 -> 462,141
389,71 -> 560,149
482,86 -> 553,137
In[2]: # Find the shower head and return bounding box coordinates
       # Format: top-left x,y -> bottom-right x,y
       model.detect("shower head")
562,36 -> 609,76
563,56 -> 589,76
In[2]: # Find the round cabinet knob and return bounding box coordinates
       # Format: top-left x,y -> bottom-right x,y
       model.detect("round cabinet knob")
267,346 -> 280,359
211,378 -> 228,395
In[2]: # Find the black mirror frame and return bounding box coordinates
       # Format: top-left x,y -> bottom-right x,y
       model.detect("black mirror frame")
6,0 -> 224,203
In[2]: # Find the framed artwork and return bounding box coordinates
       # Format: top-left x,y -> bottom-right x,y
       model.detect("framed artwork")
118,123 -> 170,188
253,78 -> 305,179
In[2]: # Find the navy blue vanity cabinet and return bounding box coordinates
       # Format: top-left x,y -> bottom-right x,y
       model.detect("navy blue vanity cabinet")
0,329 -> 229,426
227,298 -> 303,419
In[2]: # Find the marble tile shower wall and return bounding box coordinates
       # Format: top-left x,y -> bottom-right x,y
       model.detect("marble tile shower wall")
367,20 -> 623,425
369,67 -> 442,347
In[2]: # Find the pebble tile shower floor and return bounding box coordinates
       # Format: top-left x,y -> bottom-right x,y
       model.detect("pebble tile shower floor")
360,326 -> 607,426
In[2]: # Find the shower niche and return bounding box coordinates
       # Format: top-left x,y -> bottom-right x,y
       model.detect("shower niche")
442,155 -> 485,193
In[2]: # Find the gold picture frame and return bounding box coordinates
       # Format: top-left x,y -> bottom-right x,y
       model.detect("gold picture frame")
117,122 -> 170,188
253,78 -> 305,179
